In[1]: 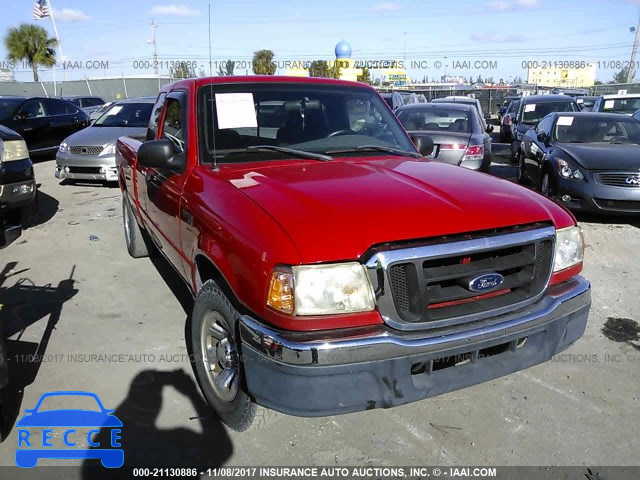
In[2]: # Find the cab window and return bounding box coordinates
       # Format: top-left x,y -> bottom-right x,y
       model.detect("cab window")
162,97 -> 185,152
146,93 -> 167,141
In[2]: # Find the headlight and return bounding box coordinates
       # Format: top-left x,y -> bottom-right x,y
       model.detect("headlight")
554,226 -> 584,272
557,159 -> 584,181
58,142 -> 69,154
267,263 -> 376,316
102,145 -> 116,155
1,139 -> 29,162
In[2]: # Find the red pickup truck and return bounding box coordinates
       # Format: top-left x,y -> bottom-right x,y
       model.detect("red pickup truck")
116,76 -> 591,431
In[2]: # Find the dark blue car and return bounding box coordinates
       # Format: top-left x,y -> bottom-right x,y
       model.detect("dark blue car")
15,391 -> 123,468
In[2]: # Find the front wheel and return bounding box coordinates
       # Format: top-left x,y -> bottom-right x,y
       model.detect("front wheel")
190,280 -> 278,432
540,172 -> 552,197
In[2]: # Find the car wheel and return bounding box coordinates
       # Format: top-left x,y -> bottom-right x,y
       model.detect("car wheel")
191,280 -> 279,432
21,192 -> 39,229
540,172 -> 552,197
517,154 -> 525,184
511,144 -> 519,164
122,196 -> 149,258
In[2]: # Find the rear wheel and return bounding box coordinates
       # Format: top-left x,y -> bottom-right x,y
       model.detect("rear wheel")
190,280 -> 278,432
122,196 -> 149,258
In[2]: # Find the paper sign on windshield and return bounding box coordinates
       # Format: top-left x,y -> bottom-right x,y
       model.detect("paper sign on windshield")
603,100 -> 614,109
557,116 -> 574,126
106,106 -> 123,116
215,93 -> 257,129
524,104 -> 536,112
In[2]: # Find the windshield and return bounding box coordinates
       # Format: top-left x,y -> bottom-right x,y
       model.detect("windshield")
93,102 -> 153,127
198,84 -> 415,162
554,116 -> 640,144
600,97 -> 640,114
0,98 -> 24,120
521,101 -> 578,125
398,108 -> 474,133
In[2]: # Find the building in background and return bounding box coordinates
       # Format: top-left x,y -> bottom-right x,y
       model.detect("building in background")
285,41 -> 408,84
527,63 -> 597,88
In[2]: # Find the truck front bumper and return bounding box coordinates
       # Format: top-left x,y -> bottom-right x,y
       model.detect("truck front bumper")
239,276 -> 591,417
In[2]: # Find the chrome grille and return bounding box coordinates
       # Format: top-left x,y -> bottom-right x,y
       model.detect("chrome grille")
365,224 -> 556,331
70,145 -> 103,155
596,172 -> 640,188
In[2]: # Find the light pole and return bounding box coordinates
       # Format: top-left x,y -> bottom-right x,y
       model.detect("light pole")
403,32 -> 407,66
628,17 -> 640,83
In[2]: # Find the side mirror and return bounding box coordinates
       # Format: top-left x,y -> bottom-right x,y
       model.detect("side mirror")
537,132 -> 549,144
486,125 -> 494,133
138,139 -> 185,171
410,134 -> 434,157
14,111 -> 28,121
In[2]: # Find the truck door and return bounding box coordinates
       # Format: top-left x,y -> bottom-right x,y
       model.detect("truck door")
137,90 -> 189,277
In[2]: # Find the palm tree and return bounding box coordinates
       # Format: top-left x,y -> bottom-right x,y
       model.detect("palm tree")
5,23 -> 57,81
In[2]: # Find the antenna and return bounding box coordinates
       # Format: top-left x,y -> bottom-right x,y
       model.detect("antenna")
149,19 -> 159,76
208,3 -> 213,76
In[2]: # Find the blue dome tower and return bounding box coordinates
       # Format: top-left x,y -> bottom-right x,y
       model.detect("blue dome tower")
335,40 -> 352,59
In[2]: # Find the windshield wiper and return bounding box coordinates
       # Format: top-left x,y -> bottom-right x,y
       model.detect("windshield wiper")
244,145 -> 333,161
326,145 -> 423,158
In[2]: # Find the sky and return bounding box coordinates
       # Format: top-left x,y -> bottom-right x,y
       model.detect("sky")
1,0 -> 640,83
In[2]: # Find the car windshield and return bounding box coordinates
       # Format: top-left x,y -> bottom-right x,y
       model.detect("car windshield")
199,84 -> 416,162
93,102 -> 153,127
522,101 -> 578,125
398,108 -> 473,133
600,97 -> 640,114
0,98 -> 24,120
554,116 -> 640,144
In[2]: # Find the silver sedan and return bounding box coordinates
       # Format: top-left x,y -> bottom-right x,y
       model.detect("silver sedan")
55,97 -> 154,183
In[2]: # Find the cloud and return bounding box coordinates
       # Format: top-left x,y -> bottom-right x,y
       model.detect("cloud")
54,8 -> 90,22
150,4 -> 200,16
372,2 -> 401,12
470,32 -> 528,42
486,0 -> 540,11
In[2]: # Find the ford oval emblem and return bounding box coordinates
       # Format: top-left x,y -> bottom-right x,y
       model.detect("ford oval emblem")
468,273 -> 504,293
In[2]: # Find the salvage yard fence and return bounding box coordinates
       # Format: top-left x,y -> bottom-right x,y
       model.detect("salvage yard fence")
0,77 -> 173,102
2,78 -> 640,118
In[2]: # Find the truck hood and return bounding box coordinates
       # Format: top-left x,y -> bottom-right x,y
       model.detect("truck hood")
556,143 -> 640,170
220,158 -> 571,263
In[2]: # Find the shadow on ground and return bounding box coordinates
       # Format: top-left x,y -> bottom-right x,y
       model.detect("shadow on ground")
81,369 -> 233,478
0,263 -> 78,442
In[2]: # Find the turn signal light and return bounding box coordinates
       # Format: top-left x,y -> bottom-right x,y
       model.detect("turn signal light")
267,269 -> 294,314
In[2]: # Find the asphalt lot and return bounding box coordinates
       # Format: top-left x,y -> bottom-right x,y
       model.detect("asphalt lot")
0,152 -> 639,475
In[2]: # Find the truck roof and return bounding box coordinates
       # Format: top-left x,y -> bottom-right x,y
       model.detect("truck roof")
161,75 -> 375,93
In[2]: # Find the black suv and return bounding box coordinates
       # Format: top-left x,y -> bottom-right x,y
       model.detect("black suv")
511,94 -> 580,162
0,96 -> 89,155
1,125 -> 36,246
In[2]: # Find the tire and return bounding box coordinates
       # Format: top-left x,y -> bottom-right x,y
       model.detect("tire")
517,149 -> 525,184
122,196 -> 149,258
190,280 -> 278,432
540,172 -> 552,197
20,190 -> 39,229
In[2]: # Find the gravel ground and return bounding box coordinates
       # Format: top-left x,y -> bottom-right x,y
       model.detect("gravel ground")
0,158 -> 638,477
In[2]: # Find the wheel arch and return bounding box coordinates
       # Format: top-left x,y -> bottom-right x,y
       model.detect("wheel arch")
193,253 -> 244,314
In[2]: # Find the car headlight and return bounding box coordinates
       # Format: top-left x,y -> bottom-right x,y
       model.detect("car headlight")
554,226 -> 584,272
557,159 -> 584,181
58,142 -> 69,154
267,263 -> 376,316
1,139 -> 29,162
102,145 -> 116,156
